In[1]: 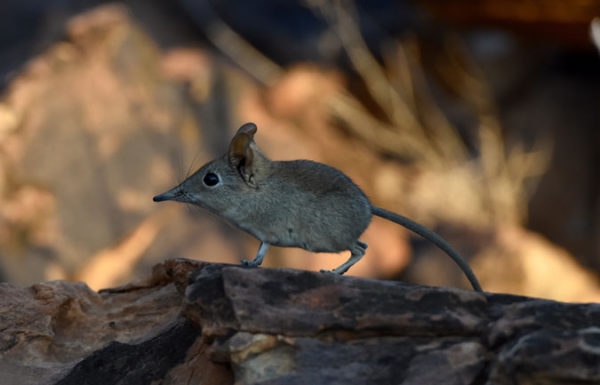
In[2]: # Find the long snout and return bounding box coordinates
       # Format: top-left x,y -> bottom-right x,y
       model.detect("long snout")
152,193 -> 171,202
153,187 -> 183,202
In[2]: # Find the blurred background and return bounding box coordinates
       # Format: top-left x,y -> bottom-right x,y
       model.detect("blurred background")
0,0 -> 599,301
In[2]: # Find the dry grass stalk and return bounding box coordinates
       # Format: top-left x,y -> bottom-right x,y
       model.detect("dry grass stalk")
307,0 -> 551,226
199,0 -> 550,227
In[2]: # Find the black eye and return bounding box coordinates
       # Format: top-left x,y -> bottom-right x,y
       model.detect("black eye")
203,172 -> 220,186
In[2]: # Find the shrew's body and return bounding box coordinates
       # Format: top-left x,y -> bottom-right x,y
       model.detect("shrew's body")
154,123 -> 483,292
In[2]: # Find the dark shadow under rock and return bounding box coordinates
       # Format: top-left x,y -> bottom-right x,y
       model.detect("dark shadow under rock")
56,321 -> 199,385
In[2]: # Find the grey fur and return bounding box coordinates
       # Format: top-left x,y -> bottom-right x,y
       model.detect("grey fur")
154,123 -> 483,292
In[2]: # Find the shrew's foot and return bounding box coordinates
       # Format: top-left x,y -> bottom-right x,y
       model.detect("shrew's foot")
241,259 -> 260,267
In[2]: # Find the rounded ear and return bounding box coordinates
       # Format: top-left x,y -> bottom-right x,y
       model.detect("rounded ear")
228,123 -> 258,185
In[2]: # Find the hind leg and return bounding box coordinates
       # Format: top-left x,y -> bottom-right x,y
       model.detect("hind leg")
321,241 -> 368,275
241,242 -> 270,267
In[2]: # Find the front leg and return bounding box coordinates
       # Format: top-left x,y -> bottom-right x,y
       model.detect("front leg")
241,242 -> 270,267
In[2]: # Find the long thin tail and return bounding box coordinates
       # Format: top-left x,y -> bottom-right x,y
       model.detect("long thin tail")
371,205 -> 483,292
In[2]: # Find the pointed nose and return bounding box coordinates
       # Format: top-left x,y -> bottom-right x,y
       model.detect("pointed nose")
152,188 -> 182,202
153,193 -> 169,202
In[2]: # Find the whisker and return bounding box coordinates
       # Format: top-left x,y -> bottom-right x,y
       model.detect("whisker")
185,150 -> 204,179
175,152 -> 186,183
184,202 -> 196,217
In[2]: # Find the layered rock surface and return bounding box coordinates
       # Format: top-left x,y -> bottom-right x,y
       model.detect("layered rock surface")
1,259 -> 598,385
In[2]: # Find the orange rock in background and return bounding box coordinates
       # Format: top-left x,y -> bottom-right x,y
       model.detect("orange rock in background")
417,0 -> 600,48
